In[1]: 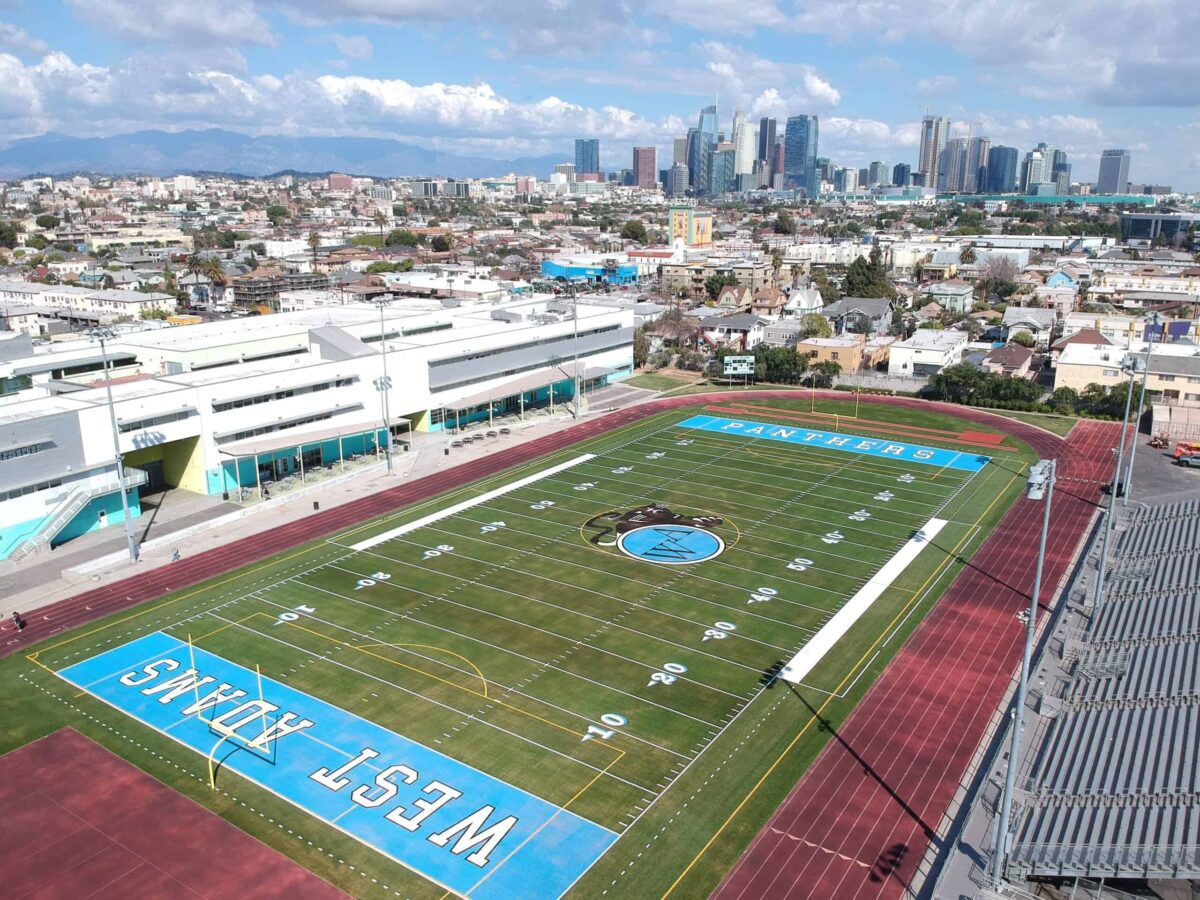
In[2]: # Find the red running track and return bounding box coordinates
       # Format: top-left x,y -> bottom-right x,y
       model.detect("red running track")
713,418 -> 1120,900
0,727 -> 346,898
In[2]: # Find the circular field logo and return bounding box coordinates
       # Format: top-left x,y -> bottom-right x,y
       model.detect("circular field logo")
617,525 -> 725,565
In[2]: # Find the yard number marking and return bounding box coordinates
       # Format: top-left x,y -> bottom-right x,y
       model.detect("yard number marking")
611,466 -> 634,475
747,587 -> 778,605
647,662 -> 688,687
787,557 -> 814,572
582,713 -> 628,742
822,530 -> 844,545
574,482 -> 597,492
702,621 -> 738,641
849,509 -> 872,522
273,604 -> 316,625
675,440 -> 694,446
422,544 -> 454,560
354,572 -> 392,590
898,473 -> 916,484
479,521 -> 506,534
645,451 -> 667,460
530,500 -> 556,511
874,490 -> 895,502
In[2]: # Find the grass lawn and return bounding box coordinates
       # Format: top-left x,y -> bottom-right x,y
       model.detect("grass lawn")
1,399 -> 1033,899
623,372 -> 700,392
969,407 -> 1080,437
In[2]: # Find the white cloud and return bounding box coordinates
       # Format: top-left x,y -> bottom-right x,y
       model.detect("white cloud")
859,55 -> 899,72
331,34 -> 373,59
0,23 -> 48,56
63,0 -> 273,46
915,74 -> 957,95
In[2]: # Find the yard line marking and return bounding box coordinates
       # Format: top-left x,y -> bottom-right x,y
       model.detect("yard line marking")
349,453 -> 596,552
779,517 -> 948,685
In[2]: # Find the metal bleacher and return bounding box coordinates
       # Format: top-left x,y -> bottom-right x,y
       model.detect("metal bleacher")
1008,497 -> 1200,882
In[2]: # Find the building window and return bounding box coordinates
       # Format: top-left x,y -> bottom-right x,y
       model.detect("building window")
1102,369 -> 1119,377
0,441 -> 52,462
1158,375 -> 1176,382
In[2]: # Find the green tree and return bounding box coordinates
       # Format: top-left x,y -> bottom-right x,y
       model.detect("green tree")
633,326 -> 649,368
373,210 -> 389,241
307,230 -> 321,264
844,256 -> 894,298
26,234 -> 48,250
773,210 -> 797,234
386,229 -> 421,247
705,273 -> 739,302
1011,331 -> 1036,348
808,360 -> 842,387
266,205 -> 290,225
431,234 -> 453,253
926,363 -> 987,403
798,312 -> 832,338
0,221 -> 20,249
35,214 -> 60,230
1051,386 -> 1079,415
620,220 -> 649,243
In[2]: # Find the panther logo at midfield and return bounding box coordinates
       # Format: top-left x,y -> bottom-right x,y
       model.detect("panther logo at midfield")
584,503 -> 724,547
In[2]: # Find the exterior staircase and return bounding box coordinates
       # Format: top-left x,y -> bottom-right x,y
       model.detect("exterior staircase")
5,468 -> 148,563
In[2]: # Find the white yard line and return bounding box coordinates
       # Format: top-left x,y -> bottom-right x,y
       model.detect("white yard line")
780,516 -> 948,685
349,453 -> 596,552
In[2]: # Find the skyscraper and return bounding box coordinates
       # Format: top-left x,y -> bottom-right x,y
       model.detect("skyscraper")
673,137 -> 689,166
986,146 -> 1019,193
710,148 -> 737,194
1021,143 -> 1053,192
688,105 -> 718,194
938,138 -> 967,192
574,139 -> 599,175
1097,149 -> 1131,194
964,137 -> 991,193
868,161 -> 889,187
892,163 -> 912,187
632,146 -> 657,190
757,118 -> 777,167
666,163 -> 689,198
731,109 -> 756,175
1051,149 -> 1071,193
918,115 -> 950,188
783,115 -> 820,196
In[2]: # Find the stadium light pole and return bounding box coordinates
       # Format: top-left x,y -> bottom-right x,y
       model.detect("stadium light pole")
569,283 -> 581,420
375,296 -> 394,475
1121,311 -> 1161,507
1091,355 -> 1143,608
990,457 -> 1056,884
89,328 -> 139,564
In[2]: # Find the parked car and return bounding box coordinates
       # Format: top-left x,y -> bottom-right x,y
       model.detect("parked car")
1178,452 -> 1200,468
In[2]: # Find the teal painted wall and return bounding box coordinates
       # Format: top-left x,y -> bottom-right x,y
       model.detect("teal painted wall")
53,490 -> 143,546
202,429 -> 387,494
0,516 -> 43,559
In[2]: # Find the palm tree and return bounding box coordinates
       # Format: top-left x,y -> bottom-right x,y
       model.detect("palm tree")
373,210 -> 388,243
307,231 -> 321,267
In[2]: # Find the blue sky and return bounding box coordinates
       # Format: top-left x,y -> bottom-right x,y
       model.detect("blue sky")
1,0 -> 1198,187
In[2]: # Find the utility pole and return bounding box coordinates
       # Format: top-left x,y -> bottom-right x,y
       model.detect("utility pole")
990,458 -> 1056,883
1091,355 -> 1142,607
91,328 -> 139,563
375,297 -> 394,474
1122,311 -> 1161,506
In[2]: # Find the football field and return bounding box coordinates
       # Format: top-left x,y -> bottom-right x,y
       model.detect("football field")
12,399 -> 1030,898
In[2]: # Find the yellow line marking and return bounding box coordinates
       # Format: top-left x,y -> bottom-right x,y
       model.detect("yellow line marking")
272,615 -> 612,750
360,642 -> 489,699
661,468 -> 1022,898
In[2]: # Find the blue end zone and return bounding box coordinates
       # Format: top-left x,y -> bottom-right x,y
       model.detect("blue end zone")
679,415 -> 991,472
58,631 -> 616,899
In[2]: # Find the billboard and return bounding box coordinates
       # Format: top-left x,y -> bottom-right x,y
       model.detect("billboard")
723,355 -> 755,376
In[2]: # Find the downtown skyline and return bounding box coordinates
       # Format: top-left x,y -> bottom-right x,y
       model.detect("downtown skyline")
0,1 -> 1197,188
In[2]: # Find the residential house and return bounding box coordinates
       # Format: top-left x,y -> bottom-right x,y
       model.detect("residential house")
862,335 -> 895,371
1054,340 -> 1200,403
1050,328 -> 1113,367
699,314 -> 768,351
1046,265 -> 1087,290
1002,306 -> 1057,350
1061,312 -> 1144,348
820,297 -> 894,335
716,284 -> 752,314
750,287 -> 787,318
920,280 -> 974,314
981,343 -> 1035,379
783,287 -> 824,316
887,329 -> 968,377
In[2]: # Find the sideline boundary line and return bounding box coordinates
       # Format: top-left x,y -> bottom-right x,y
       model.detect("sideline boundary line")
350,454 -> 596,552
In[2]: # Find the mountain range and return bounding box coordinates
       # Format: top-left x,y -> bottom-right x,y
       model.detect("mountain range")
0,129 -> 570,180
